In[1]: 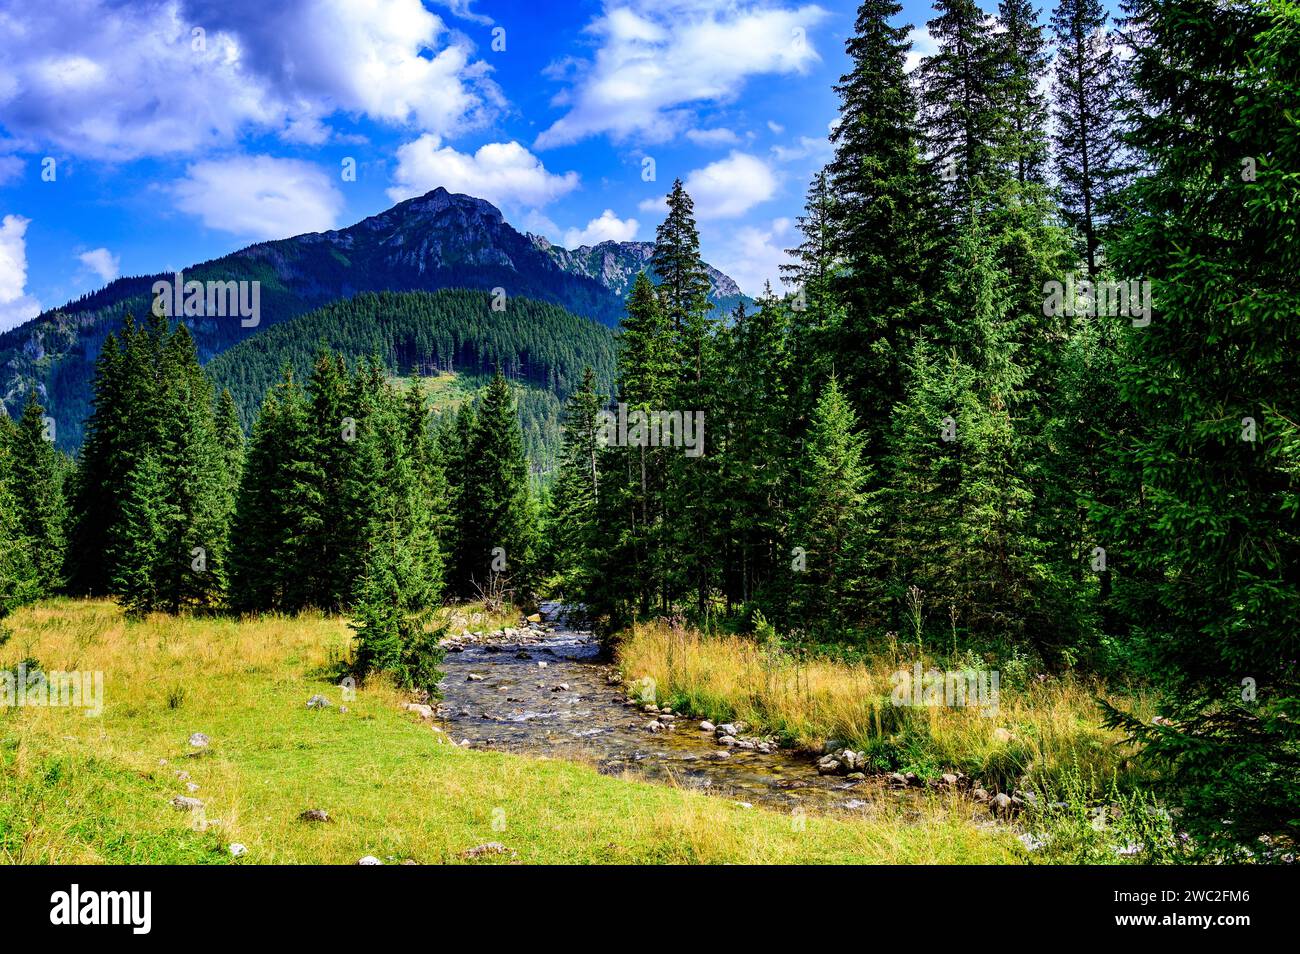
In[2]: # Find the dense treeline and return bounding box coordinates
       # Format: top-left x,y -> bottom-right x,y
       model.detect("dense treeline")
202,288 -> 615,470
207,288 -> 616,426
543,0 -> 1299,857
0,0 -> 1294,861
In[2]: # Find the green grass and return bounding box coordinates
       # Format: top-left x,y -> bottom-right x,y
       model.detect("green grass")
0,600 -> 1019,865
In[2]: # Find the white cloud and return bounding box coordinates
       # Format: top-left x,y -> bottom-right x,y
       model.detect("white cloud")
685,127 -> 741,147
170,155 -> 345,240
771,134 -> 832,163
535,1 -> 830,148
905,26 -> 938,74
0,215 -> 42,333
0,155 -> 23,186
388,134 -> 579,209
767,120 -> 785,134
0,0 -> 500,161
430,0 -> 494,26
519,209 -> 561,240
78,247 -> 119,283
563,210 -> 639,248
709,216 -> 794,297
640,151 -> 778,220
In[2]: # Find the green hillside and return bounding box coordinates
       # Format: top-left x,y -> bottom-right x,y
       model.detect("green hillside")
206,289 -> 618,469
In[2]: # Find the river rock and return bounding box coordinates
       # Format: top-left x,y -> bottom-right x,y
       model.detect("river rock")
699,720 -> 715,732
989,793 -> 1017,817
526,614 -> 542,623
467,673 -> 485,681
716,723 -> 739,737
461,842 -> 511,859
551,683 -> 570,692
403,703 -> 435,719
817,756 -> 842,775
718,735 -> 737,746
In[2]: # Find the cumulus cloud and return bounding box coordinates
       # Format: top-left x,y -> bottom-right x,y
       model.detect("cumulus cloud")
640,151 -> 777,220
563,210 -> 639,248
536,1 -> 829,148
0,215 -> 42,333
686,127 -> 742,147
170,155 -> 345,240
388,134 -> 579,210
0,0 -> 500,161
0,155 -> 23,186
770,134 -> 833,163
78,247 -> 120,283
709,216 -> 794,297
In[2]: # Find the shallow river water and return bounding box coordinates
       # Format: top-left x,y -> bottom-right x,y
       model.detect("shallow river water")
435,602 -> 928,819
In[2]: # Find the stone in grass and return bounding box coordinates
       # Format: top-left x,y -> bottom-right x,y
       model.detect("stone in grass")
306,694 -> 331,709
186,782 -> 200,793
188,732 -> 210,749
357,856 -> 382,865
989,793 -> 1018,818
298,809 -> 331,823
229,843 -> 247,858
460,842 -> 511,860
171,796 -> 204,812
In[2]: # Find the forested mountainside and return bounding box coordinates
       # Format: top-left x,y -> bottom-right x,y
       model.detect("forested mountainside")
205,288 -> 618,469
0,187 -> 735,449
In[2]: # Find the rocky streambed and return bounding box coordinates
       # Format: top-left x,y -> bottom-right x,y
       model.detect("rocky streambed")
426,602 -> 975,820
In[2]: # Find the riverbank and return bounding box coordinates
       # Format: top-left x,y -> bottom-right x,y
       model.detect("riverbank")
0,599 -> 1018,864
616,620 -> 1156,795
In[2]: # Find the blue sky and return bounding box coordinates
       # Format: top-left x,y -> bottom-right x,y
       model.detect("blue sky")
0,0 -> 971,331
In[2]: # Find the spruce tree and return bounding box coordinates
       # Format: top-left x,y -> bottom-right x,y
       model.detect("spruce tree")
826,0 -> 936,444
789,376 -> 872,636
110,451 -> 169,618
1100,0 -> 1300,856
10,393 -> 66,594
455,371 -> 536,597
919,0 -> 1010,217
1051,0 -> 1123,275
996,0 -> 1051,187
0,417 -> 40,618
652,186 -> 723,616
595,272 -> 676,617
547,368 -> 603,598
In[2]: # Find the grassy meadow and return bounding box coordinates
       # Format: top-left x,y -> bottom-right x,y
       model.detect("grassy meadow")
0,599 -> 1019,865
